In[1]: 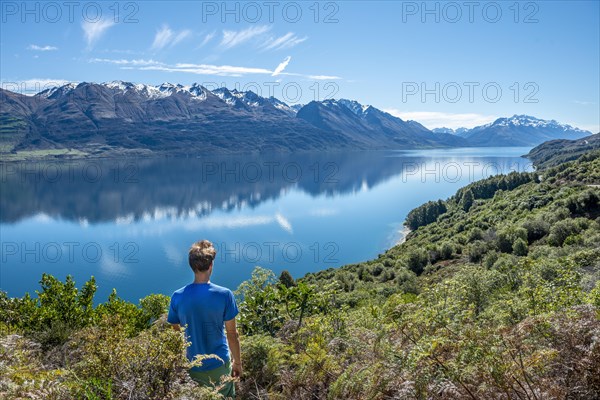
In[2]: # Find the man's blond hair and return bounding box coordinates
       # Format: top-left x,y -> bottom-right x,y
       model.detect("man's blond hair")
188,240 -> 216,272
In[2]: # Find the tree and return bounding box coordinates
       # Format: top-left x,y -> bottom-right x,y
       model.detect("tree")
548,219 -> 581,246
279,270 -> 296,288
460,189 -> 475,211
522,218 -> 551,243
405,249 -> 429,274
512,238 -> 528,256
440,241 -> 454,260
236,267 -> 284,335
405,200 -> 447,230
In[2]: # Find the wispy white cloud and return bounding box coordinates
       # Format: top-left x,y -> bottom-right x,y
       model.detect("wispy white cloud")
152,26 -> 173,50
163,243 -> 185,266
92,57 -> 277,77
383,110 -> 497,129
191,215 -> 273,229
174,31 -> 192,46
82,19 -> 115,48
140,63 -> 272,77
272,71 -> 343,80
262,32 -> 307,51
90,58 -> 164,66
275,213 -> 293,234
100,251 -> 130,277
220,25 -> 270,49
308,75 -> 342,80
572,100 -> 596,106
27,44 -> 58,51
32,213 -> 53,223
91,57 -> 340,80
272,56 -> 291,76
152,25 -> 192,50
199,31 -> 216,47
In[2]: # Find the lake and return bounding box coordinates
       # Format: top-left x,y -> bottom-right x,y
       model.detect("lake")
0,148 -> 533,303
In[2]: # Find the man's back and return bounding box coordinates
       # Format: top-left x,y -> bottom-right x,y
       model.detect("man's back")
167,282 -> 239,371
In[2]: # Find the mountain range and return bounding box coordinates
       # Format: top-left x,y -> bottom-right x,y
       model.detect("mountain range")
432,115 -> 591,146
0,81 -> 592,157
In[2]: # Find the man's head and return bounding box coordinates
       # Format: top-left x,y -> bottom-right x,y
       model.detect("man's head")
188,240 -> 217,273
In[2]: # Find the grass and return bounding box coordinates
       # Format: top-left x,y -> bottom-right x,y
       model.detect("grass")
0,115 -> 27,152
0,148 -> 88,162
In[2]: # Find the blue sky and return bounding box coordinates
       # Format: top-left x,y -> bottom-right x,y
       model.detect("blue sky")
1,1 -> 598,131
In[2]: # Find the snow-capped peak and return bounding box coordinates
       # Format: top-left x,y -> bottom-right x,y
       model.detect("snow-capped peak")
104,80 -> 136,91
36,82 -> 79,98
267,96 -> 297,114
102,81 -> 210,101
212,88 -> 273,108
212,87 -> 239,106
157,82 -> 186,94
432,127 -> 471,135
485,114 -> 589,133
321,99 -> 372,117
188,83 -> 207,100
432,127 -> 456,134
338,99 -> 362,113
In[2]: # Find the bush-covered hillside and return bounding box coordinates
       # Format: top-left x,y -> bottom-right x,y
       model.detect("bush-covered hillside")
1,151 -> 599,399
526,133 -> 600,169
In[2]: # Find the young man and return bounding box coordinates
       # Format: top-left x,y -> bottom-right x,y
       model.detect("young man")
167,240 -> 242,398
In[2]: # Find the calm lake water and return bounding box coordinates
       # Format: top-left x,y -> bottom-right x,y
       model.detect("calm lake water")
0,148 -> 533,303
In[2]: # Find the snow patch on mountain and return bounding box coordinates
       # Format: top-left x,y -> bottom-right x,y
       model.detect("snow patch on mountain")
432,127 -> 471,136
36,83 -> 79,98
482,115 -> 590,133
30,83 -> 591,140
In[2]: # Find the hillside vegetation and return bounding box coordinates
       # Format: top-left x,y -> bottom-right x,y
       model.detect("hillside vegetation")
1,151 -> 599,399
526,133 -> 600,168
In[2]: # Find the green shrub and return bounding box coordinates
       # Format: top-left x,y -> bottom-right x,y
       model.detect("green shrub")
138,294 -> 170,329
371,263 -> 384,277
439,241 -> 454,260
405,199 -> 447,230
566,189 -> 600,215
468,227 -> 484,242
497,227 -> 528,253
512,238 -> 529,256
395,268 -> 418,294
239,334 -> 288,390
405,249 -> 429,274
467,240 -> 487,263
460,189 -> 475,211
236,268 -> 285,336
279,270 -> 296,288
68,315 -> 197,400
483,251 -> 500,269
549,219 -> 581,246
522,218 -> 551,243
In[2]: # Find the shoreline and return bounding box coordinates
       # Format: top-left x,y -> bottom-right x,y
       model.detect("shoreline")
396,224 -> 412,245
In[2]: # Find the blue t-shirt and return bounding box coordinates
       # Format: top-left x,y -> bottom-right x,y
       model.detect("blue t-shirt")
167,282 -> 239,371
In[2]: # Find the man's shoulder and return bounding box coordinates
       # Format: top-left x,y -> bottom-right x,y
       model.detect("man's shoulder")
172,284 -> 191,296
208,282 -> 234,296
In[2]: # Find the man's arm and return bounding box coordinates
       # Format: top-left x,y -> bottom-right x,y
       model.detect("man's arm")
225,318 -> 242,377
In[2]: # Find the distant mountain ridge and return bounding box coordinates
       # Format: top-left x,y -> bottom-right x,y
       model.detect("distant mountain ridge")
525,133 -> 600,168
431,127 -> 471,137
0,81 -> 591,158
432,115 -> 591,146
0,81 -> 466,156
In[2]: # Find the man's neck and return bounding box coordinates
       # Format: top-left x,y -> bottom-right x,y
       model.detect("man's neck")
193,273 -> 210,284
